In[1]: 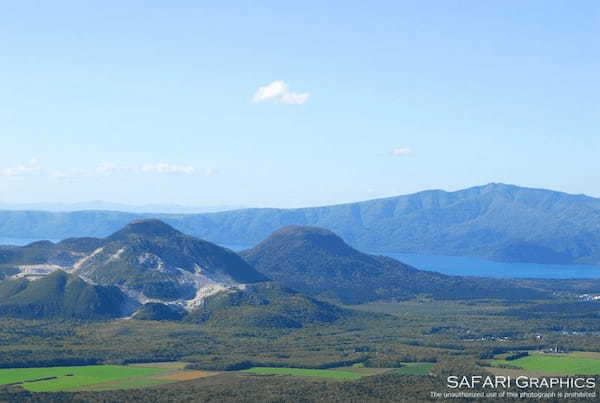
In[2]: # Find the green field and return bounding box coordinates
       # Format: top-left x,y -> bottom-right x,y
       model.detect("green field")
0,365 -> 168,392
491,353 -> 600,375
242,367 -> 364,380
79,377 -> 173,391
391,363 -> 434,376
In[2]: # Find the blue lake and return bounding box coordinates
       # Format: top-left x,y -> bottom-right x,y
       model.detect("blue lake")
224,244 -> 600,279
380,252 -> 600,279
3,237 -> 600,279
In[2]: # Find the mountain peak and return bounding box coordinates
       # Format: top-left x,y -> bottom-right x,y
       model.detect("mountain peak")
111,219 -> 181,239
264,226 -> 349,251
273,225 -> 338,238
242,226 -> 549,304
482,182 -> 511,189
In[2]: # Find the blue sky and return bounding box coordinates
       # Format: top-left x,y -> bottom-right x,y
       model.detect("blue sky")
1,1 -> 599,207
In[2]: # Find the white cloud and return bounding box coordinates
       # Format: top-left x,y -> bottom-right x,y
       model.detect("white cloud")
392,147 -> 413,156
252,80 -> 310,105
252,80 -> 288,103
0,158 -> 41,177
280,92 -> 310,105
50,168 -> 89,179
140,162 -> 196,175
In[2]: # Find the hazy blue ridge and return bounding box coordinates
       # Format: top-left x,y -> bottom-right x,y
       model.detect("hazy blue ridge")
2,183 -> 600,265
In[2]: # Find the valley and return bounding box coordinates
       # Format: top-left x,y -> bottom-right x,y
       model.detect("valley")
2,219 -> 600,401
3,295 -> 600,401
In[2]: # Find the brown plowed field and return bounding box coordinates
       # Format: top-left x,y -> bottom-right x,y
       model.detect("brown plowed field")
160,371 -> 215,381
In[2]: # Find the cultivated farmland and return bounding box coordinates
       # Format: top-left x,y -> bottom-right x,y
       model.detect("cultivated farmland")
491,352 -> 600,375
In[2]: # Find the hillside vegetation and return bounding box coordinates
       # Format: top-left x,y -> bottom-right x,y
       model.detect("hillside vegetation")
241,226 -> 550,304
0,271 -> 133,320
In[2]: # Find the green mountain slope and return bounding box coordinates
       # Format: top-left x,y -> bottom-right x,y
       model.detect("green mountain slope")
185,282 -> 355,329
132,302 -> 187,321
0,271 -> 135,319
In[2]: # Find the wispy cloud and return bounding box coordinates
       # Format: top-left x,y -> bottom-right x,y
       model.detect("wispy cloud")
50,164 -> 117,179
392,147 -> 413,156
50,170 -> 69,179
50,168 -> 88,179
252,80 -> 310,105
280,92 -> 310,105
95,162 -> 119,174
205,167 -> 219,177
0,158 -> 41,177
3,159 -> 217,180
140,162 -> 196,175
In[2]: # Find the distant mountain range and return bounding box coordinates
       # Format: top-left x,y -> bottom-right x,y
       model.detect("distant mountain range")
1,183 -> 600,265
0,201 -> 245,214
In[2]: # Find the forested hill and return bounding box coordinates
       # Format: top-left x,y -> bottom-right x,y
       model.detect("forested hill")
2,183 -> 600,265
241,226 -> 549,304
